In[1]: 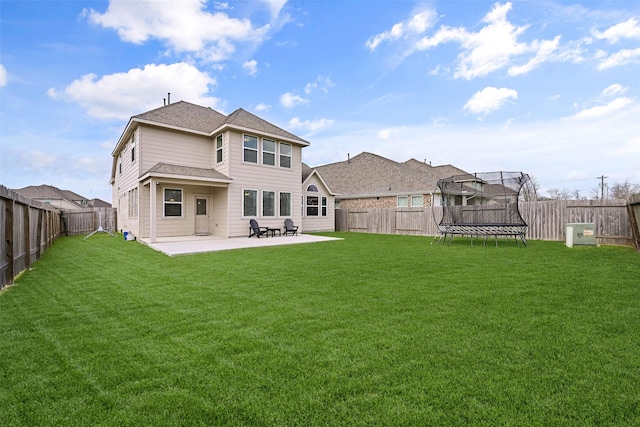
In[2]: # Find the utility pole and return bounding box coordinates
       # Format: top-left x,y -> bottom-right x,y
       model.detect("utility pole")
596,175 -> 608,200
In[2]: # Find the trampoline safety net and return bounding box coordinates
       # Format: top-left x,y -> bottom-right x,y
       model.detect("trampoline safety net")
434,171 -> 532,246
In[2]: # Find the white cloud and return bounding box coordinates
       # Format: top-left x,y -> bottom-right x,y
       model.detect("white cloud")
254,103 -> 270,112
262,0 -> 288,18
47,62 -> 219,121
288,117 -> 333,132
570,97 -> 633,120
22,150 -> 57,170
464,87 -> 518,116
0,64 -> 7,87
304,75 -> 335,95
377,128 -> 402,140
597,48 -> 640,70
508,36 -> 561,76
592,18 -> 640,44
243,59 -> 258,76
85,0 -> 270,62
280,92 -> 309,108
602,84 -> 627,97
366,8 -> 436,51
379,2 -> 566,80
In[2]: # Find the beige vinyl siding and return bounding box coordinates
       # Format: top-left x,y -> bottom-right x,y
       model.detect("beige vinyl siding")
211,187 -> 229,237
213,131 -> 230,177
139,125 -> 213,173
114,128 -> 140,234
301,174 -> 335,232
227,130 -> 303,237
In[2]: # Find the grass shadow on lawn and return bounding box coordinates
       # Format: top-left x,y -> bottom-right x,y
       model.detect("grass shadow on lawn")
1,233 -> 639,425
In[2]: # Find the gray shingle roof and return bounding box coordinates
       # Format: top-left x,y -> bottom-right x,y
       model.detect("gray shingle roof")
134,101 -> 226,134
14,185 -> 86,207
311,152 -> 469,198
133,101 -> 308,145
145,163 -> 232,181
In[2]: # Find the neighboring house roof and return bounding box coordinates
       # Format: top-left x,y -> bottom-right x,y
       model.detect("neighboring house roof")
301,165 -> 338,196
89,198 -> 112,208
13,185 -> 112,208
311,152 -> 467,199
140,162 -> 232,184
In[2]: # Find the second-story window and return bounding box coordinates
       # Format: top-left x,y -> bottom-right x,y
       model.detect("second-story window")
216,135 -> 223,163
243,135 -> 258,163
131,140 -> 136,162
280,143 -> 292,168
263,139 -> 276,166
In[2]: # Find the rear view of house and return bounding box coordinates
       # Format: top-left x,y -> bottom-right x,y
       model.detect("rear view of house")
110,101 -> 332,242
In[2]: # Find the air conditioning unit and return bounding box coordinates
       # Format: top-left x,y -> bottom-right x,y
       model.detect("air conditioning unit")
566,223 -> 596,247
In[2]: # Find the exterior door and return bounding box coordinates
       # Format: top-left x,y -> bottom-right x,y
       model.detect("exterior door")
195,196 -> 210,235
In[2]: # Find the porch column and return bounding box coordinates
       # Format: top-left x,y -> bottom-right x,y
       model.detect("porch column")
150,178 -> 157,243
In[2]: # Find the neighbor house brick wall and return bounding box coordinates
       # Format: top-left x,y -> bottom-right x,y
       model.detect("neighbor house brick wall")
339,194 -> 432,210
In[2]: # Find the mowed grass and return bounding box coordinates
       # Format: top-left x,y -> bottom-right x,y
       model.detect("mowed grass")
1,233 -> 639,426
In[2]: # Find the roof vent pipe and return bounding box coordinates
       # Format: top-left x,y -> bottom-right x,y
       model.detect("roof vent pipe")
348,153 -> 350,164
167,92 -> 171,105
163,98 -> 166,106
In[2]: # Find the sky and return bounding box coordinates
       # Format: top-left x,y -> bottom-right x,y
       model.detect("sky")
1,0 -> 639,203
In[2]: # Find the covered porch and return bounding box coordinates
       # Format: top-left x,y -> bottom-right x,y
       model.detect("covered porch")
140,163 -> 232,243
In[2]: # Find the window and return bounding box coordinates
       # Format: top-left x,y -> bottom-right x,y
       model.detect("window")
397,196 -> 408,207
335,200 -> 341,210
128,188 -> 138,218
307,196 -> 319,216
280,192 -> 292,217
263,139 -> 276,166
280,143 -> 292,168
118,155 -> 122,174
243,189 -> 257,216
131,140 -> 136,162
216,135 -> 223,163
307,184 -> 318,192
263,191 -> 275,216
243,135 -> 258,163
164,188 -> 182,217
321,197 -> 327,216
411,195 -> 423,207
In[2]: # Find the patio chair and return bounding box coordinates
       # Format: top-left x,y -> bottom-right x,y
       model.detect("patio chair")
283,218 -> 298,236
249,219 -> 269,238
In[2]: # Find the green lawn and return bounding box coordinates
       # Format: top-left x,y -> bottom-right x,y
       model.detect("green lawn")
1,233 -> 639,426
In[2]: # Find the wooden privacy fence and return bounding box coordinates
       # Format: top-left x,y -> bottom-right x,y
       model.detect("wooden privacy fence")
336,199 -> 636,247
1,185 -> 117,290
61,208 -> 117,236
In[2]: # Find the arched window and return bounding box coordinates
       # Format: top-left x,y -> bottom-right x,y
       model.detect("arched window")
307,184 -> 318,192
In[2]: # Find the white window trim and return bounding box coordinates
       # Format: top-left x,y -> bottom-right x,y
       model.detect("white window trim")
411,195 -> 423,208
262,190 -> 276,217
279,191 -> 292,217
242,189 -> 258,217
163,187 -> 184,218
216,134 -> 223,164
262,138 -> 276,167
397,196 -> 408,208
279,142 -> 292,169
243,134 -> 259,164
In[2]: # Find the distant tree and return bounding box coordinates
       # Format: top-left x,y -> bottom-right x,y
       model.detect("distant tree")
546,188 -> 572,200
572,189 -> 586,200
521,175 -> 539,201
610,180 -> 640,199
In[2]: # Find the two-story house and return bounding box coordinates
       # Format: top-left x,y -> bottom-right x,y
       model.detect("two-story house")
110,101 -> 334,242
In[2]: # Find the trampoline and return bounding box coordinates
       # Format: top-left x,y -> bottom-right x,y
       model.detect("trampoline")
432,171 -> 533,247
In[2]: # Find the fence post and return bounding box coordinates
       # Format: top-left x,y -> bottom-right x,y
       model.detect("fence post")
4,198 -> 14,286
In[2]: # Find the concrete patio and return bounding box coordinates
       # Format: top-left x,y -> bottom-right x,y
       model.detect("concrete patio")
138,234 -> 342,256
